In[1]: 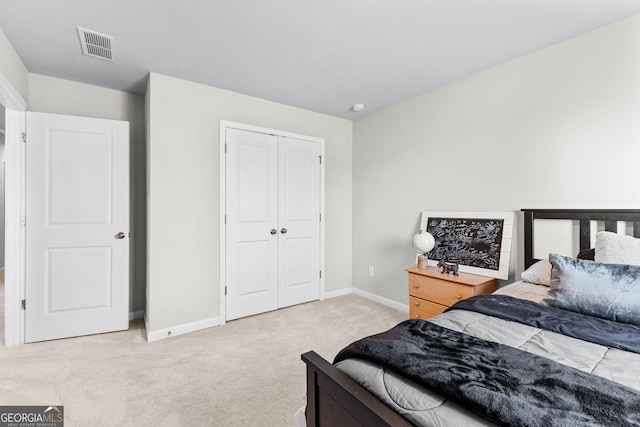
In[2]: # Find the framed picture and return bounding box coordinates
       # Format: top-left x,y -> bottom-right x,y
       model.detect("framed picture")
419,211 -> 514,280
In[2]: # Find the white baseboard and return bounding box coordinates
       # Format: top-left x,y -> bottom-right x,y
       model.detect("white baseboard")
129,310 -> 144,321
352,287 -> 409,313
322,287 -> 353,300
145,316 -> 220,343
144,314 -> 150,339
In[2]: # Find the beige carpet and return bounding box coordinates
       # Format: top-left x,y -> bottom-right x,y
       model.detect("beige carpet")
0,292 -> 406,426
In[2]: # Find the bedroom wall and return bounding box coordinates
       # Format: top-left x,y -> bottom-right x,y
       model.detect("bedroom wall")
145,72 -> 352,334
28,73 -> 147,315
0,26 -> 28,102
352,14 -> 640,305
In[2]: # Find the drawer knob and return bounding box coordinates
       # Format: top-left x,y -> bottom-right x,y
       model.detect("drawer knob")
413,314 -> 421,319
413,284 -> 420,289
456,295 -> 462,300
414,301 -> 420,307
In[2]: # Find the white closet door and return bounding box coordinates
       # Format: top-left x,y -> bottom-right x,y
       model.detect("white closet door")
277,137 -> 320,308
225,128 -> 279,320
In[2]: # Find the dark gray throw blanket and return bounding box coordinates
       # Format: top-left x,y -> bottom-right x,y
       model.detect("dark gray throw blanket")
448,294 -> 640,354
334,300 -> 640,426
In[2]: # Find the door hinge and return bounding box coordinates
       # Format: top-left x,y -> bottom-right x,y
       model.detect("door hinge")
21,299 -> 26,310
21,132 -> 26,143
225,286 -> 227,296
319,271 -> 322,279
319,156 -> 322,164
319,213 -> 322,222
224,215 -> 227,225
20,217 -> 26,227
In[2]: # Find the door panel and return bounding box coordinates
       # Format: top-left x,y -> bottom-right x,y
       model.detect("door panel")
49,130 -> 112,224
47,246 -> 112,312
225,129 -> 278,320
236,241 -> 272,296
278,137 -> 320,308
237,142 -> 272,222
25,112 -> 129,343
283,237 -> 312,286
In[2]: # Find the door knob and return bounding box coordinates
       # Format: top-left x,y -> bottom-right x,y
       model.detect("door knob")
280,228 -> 288,234
115,232 -> 126,239
270,229 -> 277,235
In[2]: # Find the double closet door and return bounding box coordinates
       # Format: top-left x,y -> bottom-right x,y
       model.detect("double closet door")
225,127 -> 321,321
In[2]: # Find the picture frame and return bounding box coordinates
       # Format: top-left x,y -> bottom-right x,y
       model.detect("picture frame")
419,211 -> 514,280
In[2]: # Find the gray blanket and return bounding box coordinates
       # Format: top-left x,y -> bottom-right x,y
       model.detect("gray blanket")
334,300 -> 640,426
450,294 -> 640,354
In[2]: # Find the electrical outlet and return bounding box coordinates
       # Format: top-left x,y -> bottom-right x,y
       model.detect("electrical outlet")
368,266 -> 374,277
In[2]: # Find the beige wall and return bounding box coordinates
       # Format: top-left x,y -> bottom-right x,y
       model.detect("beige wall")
0,27 -> 28,103
28,73 -> 147,313
352,15 -> 640,305
146,72 -> 352,333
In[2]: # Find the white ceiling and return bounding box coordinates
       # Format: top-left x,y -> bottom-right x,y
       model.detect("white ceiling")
1,0 -> 640,119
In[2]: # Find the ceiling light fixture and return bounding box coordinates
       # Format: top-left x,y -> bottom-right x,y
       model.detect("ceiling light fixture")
351,104 -> 365,112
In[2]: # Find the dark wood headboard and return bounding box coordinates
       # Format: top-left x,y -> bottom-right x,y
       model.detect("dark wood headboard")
521,209 -> 640,269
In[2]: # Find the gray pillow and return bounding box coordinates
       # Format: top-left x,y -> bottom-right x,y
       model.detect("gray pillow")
547,253 -> 640,326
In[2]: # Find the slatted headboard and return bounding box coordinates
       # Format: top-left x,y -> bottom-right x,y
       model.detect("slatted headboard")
521,209 -> 640,269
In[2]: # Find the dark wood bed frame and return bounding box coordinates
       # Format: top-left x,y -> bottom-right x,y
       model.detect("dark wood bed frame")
522,209 -> 640,269
302,209 -> 640,427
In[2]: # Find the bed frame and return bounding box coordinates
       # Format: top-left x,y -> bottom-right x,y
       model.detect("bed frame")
522,209 -> 640,268
302,208 -> 640,427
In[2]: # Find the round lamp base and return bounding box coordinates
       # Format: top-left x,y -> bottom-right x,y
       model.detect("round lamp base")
417,255 -> 429,269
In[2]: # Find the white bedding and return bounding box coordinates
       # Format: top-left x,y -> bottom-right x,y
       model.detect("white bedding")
335,283 -> 640,426
492,279 -> 548,303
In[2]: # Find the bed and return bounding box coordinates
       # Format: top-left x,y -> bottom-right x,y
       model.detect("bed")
301,209 -> 640,426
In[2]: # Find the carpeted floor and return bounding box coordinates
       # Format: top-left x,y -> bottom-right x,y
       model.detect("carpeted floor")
0,291 -> 406,426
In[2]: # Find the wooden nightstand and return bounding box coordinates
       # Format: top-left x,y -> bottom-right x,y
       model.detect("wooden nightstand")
406,266 -> 497,320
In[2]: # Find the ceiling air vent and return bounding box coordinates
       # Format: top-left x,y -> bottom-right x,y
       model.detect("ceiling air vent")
77,27 -> 114,62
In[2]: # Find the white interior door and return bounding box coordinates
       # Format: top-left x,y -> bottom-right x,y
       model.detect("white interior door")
277,137 -> 320,308
225,128 -> 279,320
25,112 -> 129,343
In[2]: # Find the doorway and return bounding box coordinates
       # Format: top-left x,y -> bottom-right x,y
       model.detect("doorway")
0,105 -> 5,344
0,76 -> 28,346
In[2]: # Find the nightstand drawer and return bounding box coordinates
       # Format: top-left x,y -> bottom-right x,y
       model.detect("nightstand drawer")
409,306 -> 441,320
409,274 -> 474,306
409,296 -> 447,317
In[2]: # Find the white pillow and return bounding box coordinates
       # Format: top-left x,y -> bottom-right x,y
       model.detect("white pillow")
520,259 -> 552,286
594,231 -> 640,266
